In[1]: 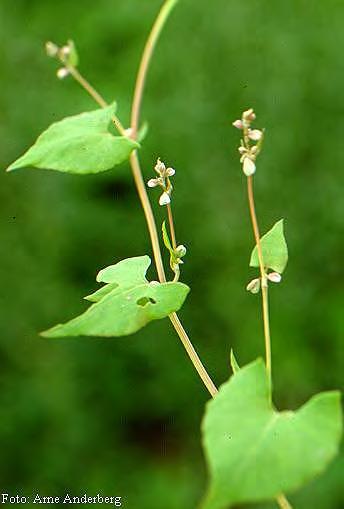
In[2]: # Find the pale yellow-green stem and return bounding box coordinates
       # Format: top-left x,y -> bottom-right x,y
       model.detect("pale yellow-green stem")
128,0 -> 218,398
67,66 -> 126,135
130,0 -> 180,138
247,174 -> 292,509
166,202 -> 177,250
247,176 -> 272,383
277,494 -> 293,509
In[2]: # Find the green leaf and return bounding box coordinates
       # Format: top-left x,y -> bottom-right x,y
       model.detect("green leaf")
162,221 -> 173,253
230,349 -> 240,374
84,282 -> 118,303
67,39 -> 79,67
250,219 -> 288,273
6,103 -> 139,175
138,122 -> 149,142
201,360 -> 342,509
41,256 -> 189,338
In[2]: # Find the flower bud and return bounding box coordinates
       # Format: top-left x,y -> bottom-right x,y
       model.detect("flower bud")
56,67 -> 69,79
243,108 -> 256,122
124,128 -> 133,137
248,129 -> 263,141
61,45 -> 71,57
175,245 -> 187,258
147,178 -> 159,188
232,119 -> 243,129
155,158 -> 166,175
45,41 -> 58,57
165,167 -> 176,177
246,278 -> 261,294
267,272 -> 282,283
159,192 -> 171,206
242,156 -> 256,176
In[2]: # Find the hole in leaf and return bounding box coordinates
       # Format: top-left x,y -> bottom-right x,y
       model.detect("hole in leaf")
136,297 -> 157,307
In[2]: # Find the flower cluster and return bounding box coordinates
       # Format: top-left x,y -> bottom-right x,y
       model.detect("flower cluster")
45,40 -> 78,79
147,159 -> 175,206
246,272 -> 282,294
233,108 -> 264,177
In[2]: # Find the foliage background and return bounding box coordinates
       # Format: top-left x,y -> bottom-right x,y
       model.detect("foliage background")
0,0 -> 343,507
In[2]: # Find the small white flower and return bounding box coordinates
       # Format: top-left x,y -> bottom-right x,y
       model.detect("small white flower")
149,281 -> 160,286
175,245 -> 187,258
124,127 -> 133,137
243,108 -> 256,122
242,156 -> 256,176
155,159 -> 166,175
248,129 -> 263,141
267,272 -> 282,283
154,159 -> 175,178
246,278 -> 261,294
45,41 -> 58,57
147,178 -> 160,188
238,146 -> 247,156
232,119 -> 243,129
56,67 -> 69,79
61,45 -> 71,57
165,167 -> 175,177
159,192 -> 171,206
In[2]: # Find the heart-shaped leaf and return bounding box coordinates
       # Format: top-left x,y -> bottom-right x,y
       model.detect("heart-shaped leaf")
6,103 -> 139,175
201,360 -> 342,509
250,219 -> 288,274
41,256 -> 189,338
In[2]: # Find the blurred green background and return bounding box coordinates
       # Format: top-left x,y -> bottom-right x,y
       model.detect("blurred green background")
0,0 -> 343,507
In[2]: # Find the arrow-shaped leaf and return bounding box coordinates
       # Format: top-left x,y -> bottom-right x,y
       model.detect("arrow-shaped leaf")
42,256 -> 189,338
6,103 -> 139,175
250,219 -> 288,273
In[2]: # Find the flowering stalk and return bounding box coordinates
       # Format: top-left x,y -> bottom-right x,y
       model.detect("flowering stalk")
234,109 -> 292,509
147,159 -> 186,282
233,109 -> 272,377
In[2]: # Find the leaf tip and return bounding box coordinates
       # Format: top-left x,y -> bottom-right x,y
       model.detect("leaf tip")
40,324 -> 65,339
5,162 -> 17,173
230,349 -> 240,374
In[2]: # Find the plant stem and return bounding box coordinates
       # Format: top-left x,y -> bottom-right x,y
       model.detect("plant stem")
167,203 -> 177,249
130,0 -> 179,138
277,494 -> 293,509
66,0 -> 217,399
247,175 -> 272,382
166,202 -> 180,282
129,0 -> 218,398
169,313 -> 218,397
67,66 -> 126,135
129,151 -> 167,283
246,179 -> 293,509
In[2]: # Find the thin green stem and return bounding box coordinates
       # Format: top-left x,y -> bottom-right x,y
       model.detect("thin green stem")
277,494 -> 293,509
130,0 -> 179,138
129,0 -> 218,398
247,176 -> 272,382
66,66 -> 126,135
167,202 -> 177,249
169,313 -> 218,397
246,180 -> 293,509
129,151 -> 167,283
